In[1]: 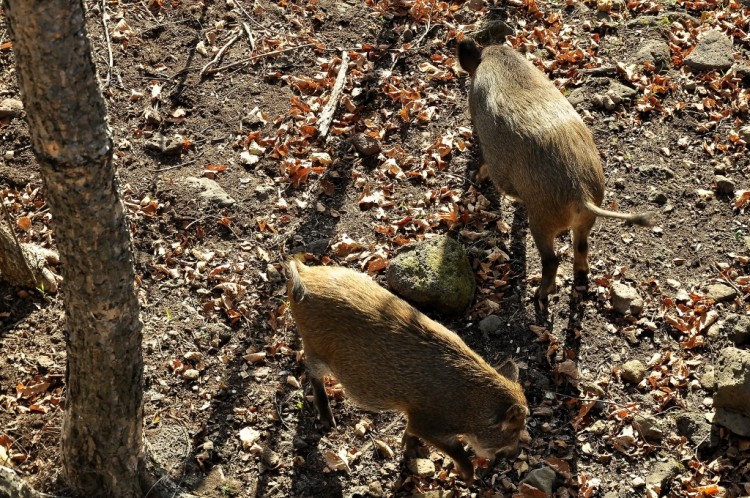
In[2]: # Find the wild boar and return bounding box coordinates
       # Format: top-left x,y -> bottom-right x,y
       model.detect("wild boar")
286,258 -> 528,483
457,39 -> 654,303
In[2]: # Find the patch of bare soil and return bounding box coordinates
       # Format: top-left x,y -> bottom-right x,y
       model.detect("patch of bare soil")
1,0 -> 750,497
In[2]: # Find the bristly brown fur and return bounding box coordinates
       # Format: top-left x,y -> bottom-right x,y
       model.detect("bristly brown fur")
287,261 -> 528,483
457,38 -> 655,302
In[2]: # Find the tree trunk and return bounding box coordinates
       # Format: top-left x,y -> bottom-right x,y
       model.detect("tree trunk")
4,1 -> 146,497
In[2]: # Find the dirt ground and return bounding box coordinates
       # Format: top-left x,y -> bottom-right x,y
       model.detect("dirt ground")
1,0 -> 750,497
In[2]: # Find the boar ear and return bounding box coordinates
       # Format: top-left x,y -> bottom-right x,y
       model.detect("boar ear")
496,359 -> 519,382
503,404 -> 528,427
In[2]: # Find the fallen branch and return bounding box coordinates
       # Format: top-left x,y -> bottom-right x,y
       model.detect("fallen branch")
317,50 -> 349,141
0,467 -> 46,498
99,0 -> 114,87
241,21 -> 255,52
199,29 -> 242,78
205,43 -> 316,75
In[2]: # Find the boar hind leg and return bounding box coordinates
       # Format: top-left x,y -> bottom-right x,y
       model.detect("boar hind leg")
529,217 -> 559,304
572,215 -> 596,291
309,376 -> 336,429
306,357 -> 336,429
405,416 -> 474,483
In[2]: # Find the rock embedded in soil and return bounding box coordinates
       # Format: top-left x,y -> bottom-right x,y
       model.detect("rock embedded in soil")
183,177 -> 236,208
520,466 -> 557,494
714,175 -> 735,195
368,481 -> 384,497
713,347 -> 750,436
611,282 -> 643,315
621,359 -> 647,385
645,460 -> 682,489
145,132 -> 183,155
705,283 -> 738,303
739,125 -> 750,142
635,39 -> 671,71
726,314 -> 750,346
350,133 -> 381,156
0,98 -> 24,118
386,236 -> 475,315
479,314 -> 502,335
675,411 -> 717,450
701,366 -> 716,391
633,414 -> 664,443
407,458 -> 436,478
684,30 -> 734,71
412,491 -> 454,498
638,164 -> 675,179
472,20 -> 514,45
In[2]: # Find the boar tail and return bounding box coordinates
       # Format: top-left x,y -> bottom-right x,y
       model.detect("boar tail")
457,39 -> 482,76
286,258 -> 308,303
584,201 -> 656,227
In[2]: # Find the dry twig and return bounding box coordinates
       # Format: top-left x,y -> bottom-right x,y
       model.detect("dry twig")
200,29 -> 242,78
317,50 -> 349,141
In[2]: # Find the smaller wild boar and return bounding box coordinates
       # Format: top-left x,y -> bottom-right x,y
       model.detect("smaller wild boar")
286,258 -> 528,483
457,39 -> 654,303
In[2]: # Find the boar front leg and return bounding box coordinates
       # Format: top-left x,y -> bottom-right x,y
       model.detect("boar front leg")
405,416 -> 474,484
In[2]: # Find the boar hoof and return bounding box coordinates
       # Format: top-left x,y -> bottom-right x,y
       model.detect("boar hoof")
318,413 -> 337,431
459,468 -> 476,485
573,271 -> 589,291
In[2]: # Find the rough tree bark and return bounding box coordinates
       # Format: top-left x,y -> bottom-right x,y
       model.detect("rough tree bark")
4,1 -> 146,496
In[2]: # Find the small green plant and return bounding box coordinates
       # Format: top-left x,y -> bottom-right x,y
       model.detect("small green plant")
164,308 -> 173,321
220,483 -> 240,497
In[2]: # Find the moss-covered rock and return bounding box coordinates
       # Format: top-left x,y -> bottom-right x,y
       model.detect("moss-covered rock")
386,236 -> 475,315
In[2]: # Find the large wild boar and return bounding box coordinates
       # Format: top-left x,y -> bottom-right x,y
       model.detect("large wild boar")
286,258 -> 528,483
457,39 -> 654,303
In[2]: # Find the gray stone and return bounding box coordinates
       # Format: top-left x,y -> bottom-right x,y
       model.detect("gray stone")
145,133 -> 183,155
606,81 -> 637,103
254,184 -> 275,200
649,190 -> 668,205
611,282 -> 644,315
714,408 -> 750,437
368,481 -> 384,498
146,422 -> 191,474
726,315 -> 750,346
479,314 -> 502,335
701,366 -> 715,391
520,466 -> 556,494
412,491 -> 454,498
622,359 -> 647,385
473,20 -> 514,45
351,133 -> 381,157
685,30 -> 734,71
407,458 -> 436,478
0,98 -> 24,118
386,236 -> 475,315
645,460 -> 682,488
638,164 -> 675,179
567,87 -> 587,107
184,177 -> 236,208
714,175 -> 735,195
635,40 -> 671,71
714,347 -> 750,436
705,283 -> 738,303
675,412 -> 717,450
736,64 -> 750,79
633,414 -> 664,442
